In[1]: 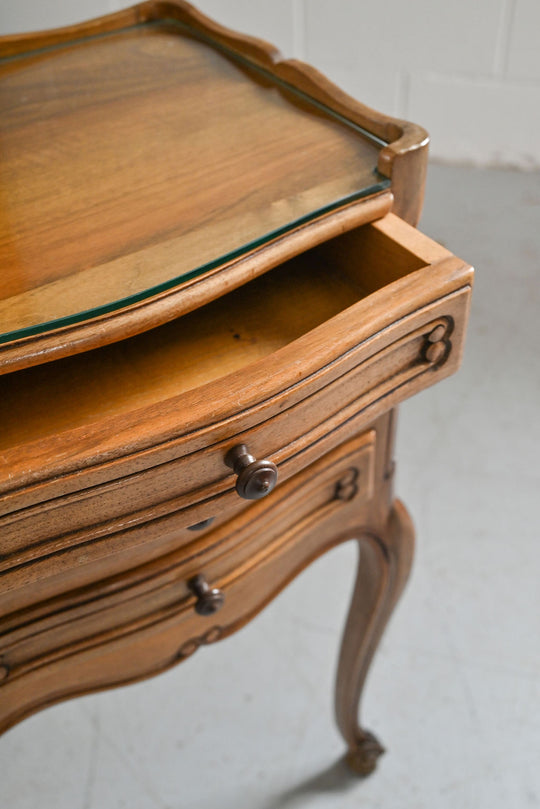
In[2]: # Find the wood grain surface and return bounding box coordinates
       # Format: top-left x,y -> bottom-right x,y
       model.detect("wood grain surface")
0,20 -> 384,334
0,214 -> 471,500
0,0 -> 428,371
0,424 -> 383,736
0,4 -> 474,777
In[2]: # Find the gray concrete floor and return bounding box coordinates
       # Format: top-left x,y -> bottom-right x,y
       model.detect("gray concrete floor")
1,165 -> 539,808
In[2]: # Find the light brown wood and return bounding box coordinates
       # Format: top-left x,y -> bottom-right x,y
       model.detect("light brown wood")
0,24 -> 383,312
0,193 -> 393,375
0,3 -> 472,782
0,429 -> 378,732
0,214 -> 455,453
335,500 -> 415,774
0,214 -> 471,503
0,0 -> 428,373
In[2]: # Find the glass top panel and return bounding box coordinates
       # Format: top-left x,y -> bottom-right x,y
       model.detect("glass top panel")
0,20 -> 389,343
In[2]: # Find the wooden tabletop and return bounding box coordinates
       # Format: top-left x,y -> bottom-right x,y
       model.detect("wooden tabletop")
0,21 -> 387,333
0,1 -> 427,371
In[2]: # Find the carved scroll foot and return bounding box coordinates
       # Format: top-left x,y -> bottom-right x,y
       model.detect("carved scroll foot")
335,499 -> 414,776
346,730 -> 385,776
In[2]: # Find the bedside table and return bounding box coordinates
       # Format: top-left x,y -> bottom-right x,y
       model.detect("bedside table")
0,1 -> 473,776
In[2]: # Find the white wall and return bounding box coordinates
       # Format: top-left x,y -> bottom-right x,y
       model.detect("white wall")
2,0 -> 540,168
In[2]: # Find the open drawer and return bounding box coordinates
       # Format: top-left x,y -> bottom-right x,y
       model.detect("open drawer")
0,214 -> 472,502
0,213 -> 472,549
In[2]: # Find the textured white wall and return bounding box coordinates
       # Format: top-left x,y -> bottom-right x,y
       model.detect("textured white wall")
2,0 -> 540,167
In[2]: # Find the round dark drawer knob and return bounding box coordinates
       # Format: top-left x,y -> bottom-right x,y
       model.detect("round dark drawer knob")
189,574 -> 225,616
225,444 -> 278,500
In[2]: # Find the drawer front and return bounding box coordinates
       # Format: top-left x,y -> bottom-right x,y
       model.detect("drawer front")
0,302 -> 465,586
1,214 -> 472,516
0,214 -> 472,604
0,406 -> 377,612
0,431 -> 375,733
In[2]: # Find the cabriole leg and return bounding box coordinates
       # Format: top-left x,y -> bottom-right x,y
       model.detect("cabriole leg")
335,500 -> 415,775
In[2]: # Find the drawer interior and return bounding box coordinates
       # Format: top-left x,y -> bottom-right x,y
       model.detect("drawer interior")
0,215 -> 443,450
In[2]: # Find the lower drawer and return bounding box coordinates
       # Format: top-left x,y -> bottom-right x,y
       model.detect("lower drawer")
0,430 -> 375,733
0,393 -> 381,613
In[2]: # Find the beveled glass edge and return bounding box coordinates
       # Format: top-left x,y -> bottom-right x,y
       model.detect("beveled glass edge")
0,180 -> 390,345
0,19 -> 391,346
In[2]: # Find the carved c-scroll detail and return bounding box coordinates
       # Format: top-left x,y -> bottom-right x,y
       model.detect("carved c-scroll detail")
0,657 -> 10,683
422,318 -> 453,366
335,467 -> 360,502
176,626 -> 223,661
